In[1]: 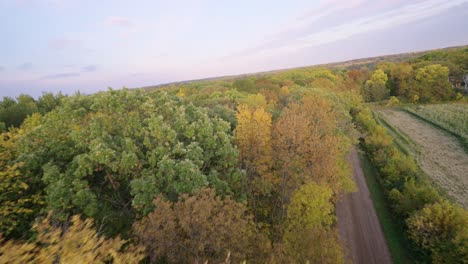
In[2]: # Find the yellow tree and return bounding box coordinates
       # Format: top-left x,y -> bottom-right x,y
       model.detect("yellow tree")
0,214 -> 144,263
235,104 -> 273,221
273,95 -> 353,219
0,114 -> 44,238
241,93 -> 268,110
283,182 -> 344,263
362,69 -> 389,102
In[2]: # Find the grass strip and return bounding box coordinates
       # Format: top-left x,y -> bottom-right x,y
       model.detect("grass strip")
373,111 -> 419,157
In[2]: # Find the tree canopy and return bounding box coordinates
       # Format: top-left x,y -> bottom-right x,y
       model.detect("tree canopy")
16,89 -> 243,235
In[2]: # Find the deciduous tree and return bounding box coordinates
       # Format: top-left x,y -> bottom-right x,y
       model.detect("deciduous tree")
0,214 -> 144,263
362,69 -> 389,102
415,64 -> 453,101
407,200 -> 467,263
133,188 -> 269,264
283,183 -> 344,263
273,95 -> 353,210
235,104 -> 273,221
17,90 -> 243,235
0,115 -> 44,238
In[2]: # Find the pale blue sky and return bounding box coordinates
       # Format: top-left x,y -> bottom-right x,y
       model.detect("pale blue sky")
1,0 -> 467,97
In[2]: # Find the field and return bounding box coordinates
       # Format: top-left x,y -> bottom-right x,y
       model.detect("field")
379,109 -> 468,208
404,103 -> 468,151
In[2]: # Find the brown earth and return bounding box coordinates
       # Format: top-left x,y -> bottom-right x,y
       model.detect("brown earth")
336,148 -> 392,264
379,109 -> 468,208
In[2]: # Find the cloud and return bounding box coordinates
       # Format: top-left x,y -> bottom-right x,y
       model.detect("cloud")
104,16 -> 134,27
82,65 -> 97,72
14,0 -> 65,5
40,72 -> 80,79
266,0 -> 366,41
49,36 -> 83,50
39,64 -> 96,80
153,53 -> 169,59
299,0 -> 365,20
229,0 -> 467,59
293,0 -> 466,50
17,63 -> 33,71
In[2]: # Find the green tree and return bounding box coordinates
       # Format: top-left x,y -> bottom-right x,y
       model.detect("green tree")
415,64 -> 453,101
389,179 -> 440,217
233,78 -> 256,93
17,89 -> 244,235
0,95 -> 37,128
37,92 -> 64,114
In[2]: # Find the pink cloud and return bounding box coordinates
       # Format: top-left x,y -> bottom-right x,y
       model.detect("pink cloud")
104,16 -> 134,27
49,37 -> 82,50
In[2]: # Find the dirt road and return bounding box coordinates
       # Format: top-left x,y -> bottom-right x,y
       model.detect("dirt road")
380,110 -> 468,208
336,148 -> 392,264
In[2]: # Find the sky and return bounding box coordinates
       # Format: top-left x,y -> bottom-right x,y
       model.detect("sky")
0,0 -> 467,98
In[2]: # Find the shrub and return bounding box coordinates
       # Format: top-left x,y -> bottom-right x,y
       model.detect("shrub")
407,201 -> 468,263
386,96 -> 400,106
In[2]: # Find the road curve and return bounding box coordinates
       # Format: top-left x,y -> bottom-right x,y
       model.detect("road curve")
336,148 -> 392,264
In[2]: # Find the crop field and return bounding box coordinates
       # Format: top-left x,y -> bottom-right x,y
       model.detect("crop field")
405,104 -> 468,150
379,109 -> 468,208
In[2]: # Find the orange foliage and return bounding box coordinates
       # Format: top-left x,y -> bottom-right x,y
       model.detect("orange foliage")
133,188 -> 269,263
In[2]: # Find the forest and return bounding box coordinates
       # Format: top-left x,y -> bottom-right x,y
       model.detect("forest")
0,46 -> 467,263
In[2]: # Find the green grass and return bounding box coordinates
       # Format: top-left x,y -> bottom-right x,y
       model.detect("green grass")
358,151 -> 415,264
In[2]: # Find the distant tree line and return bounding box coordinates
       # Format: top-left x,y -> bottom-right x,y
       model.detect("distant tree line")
354,47 -> 468,102
0,92 -> 64,131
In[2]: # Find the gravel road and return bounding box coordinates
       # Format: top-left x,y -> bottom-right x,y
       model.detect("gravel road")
336,148 -> 392,264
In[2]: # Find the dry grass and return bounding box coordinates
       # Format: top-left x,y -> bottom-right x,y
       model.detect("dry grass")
405,104 -> 468,151
379,109 -> 468,209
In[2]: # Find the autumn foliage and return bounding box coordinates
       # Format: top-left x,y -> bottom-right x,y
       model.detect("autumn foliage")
133,188 -> 269,263
354,104 -> 467,263
0,47 -> 466,263
0,214 -> 144,264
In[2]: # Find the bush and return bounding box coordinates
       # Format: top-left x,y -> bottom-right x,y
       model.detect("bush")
407,201 -> 468,263
386,96 -> 400,106
389,179 -> 440,217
